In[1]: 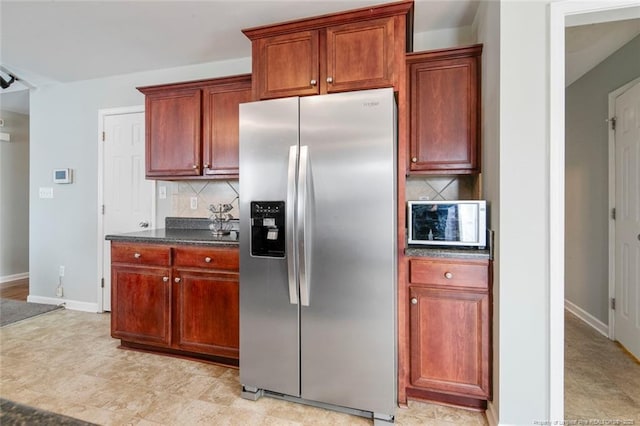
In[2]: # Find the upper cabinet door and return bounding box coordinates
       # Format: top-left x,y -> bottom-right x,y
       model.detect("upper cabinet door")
145,87 -> 201,177
408,45 -> 482,175
325,17 -> 395,94
202,78 -> 252,177
255,31 -> 320,100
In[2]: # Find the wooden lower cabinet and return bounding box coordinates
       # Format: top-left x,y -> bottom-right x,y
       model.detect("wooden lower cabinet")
111,265 -> 172,346
405,257 -> 491,408
173,269 -> 239,359
110,242 -> 239,364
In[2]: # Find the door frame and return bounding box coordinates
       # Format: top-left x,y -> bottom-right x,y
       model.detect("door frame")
608,76 -> 640,339
97,105 -> 155,313
549,1 -> 639,421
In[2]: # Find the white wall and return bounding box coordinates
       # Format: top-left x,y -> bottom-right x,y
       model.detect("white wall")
498,1 -> 551,423
29,57 -> 250,308
473,1 -> 500,422
413,26 -> 475,51
0,110 -> 30,281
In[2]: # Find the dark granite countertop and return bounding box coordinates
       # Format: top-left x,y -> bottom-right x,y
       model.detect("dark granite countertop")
105,217 -> 239,247
405,246 -> 491,260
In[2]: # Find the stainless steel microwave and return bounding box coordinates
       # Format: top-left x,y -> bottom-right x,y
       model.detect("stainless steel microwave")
407,200 -> 487,247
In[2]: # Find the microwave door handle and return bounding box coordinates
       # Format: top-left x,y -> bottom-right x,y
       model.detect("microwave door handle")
286,145 -> 299,305
298,146 -> 311,307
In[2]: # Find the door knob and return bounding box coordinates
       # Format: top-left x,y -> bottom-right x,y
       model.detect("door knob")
411,298 -> 418,305
139,221 -> 149,228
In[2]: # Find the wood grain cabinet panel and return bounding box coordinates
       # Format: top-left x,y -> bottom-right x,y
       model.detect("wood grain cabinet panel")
138,74 -> 251,180
409,286 -> 490,398
243,1 -> 413,99
173,269 -> 239,358
407,45 -> 482,174
144,87 -> 201,177
111,265 -> 172,346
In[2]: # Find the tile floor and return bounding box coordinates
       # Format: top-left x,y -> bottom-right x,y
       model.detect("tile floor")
564,312 -> 640,422
0,310 -> 487,425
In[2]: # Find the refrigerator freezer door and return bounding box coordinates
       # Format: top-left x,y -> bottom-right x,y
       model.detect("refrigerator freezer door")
239,96 -> 301,397
299,88 -> 397,416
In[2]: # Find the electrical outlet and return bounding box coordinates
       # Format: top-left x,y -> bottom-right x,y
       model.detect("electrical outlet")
39,187 -> 54,199
190,197 -> 198,210
159,186 -> 167,200
56,286 -> 63,297
59,265 -> 65,277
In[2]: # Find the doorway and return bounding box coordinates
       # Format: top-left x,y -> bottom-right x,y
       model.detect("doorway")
97,106 -> 155,312
551,1 -> 640,420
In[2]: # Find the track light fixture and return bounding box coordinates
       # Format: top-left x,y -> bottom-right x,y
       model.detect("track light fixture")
0,73 -> 17,89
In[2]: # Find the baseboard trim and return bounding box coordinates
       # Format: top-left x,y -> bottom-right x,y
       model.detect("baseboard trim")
0,272 -> 29,285
564,299 -> 608,337
27,295 -> 99,313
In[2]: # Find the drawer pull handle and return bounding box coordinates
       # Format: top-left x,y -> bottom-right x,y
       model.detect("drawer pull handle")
134,253 -> 141,259
204,257 -> 212,263
444,272 -> 453,279
174,277 -> 181,283
163,277 -> 169,282
411,298 -> 418,305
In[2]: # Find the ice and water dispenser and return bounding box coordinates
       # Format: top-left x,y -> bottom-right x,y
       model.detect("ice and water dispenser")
250,201 -> 285,258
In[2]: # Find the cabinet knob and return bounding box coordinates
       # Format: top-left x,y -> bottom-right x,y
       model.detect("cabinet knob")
444,272 -> 453,279
163,276 -> 169,282
411,157 -> 418,163
192,165 -> 198,169
204,257 -> 212,263
411,298 -> 418,305
326,77 -> 333,84
203,163 -> 209,168
310,79 -> 317,86
174,277 -> 181,283
133,253 -> 141,259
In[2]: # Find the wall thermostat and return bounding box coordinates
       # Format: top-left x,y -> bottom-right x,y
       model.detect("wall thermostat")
53,168 -> 73,184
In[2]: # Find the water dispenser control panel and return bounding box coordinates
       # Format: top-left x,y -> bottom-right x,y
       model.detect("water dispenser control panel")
250,201 -> 285,258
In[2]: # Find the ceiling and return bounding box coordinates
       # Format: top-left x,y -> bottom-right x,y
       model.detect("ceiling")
1,1 -> 639,115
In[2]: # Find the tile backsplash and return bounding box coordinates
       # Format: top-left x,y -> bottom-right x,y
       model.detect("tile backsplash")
159,176 -> 478,223
406,175 -> 478,201
169,180 -> 239,219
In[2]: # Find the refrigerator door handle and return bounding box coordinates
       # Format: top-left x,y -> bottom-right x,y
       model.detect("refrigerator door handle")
298,145 -> 311,307
286,145 -> 299,305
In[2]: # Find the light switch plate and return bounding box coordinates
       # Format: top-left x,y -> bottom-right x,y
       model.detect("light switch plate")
39,187 -> 54,199
190,197 -> 198,210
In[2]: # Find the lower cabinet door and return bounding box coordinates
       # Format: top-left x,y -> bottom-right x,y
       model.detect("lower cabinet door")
173,269 -> 239,359
409,286 -> 490,398
111,265 -> 172,346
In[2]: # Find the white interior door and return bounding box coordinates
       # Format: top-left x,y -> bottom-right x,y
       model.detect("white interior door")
102,110 -> 155,311
614,81 -> 640,359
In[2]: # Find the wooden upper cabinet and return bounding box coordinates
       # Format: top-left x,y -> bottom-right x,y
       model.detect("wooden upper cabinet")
144,87 -> 201,178
243,0 -> 413,100
255,31 -> 320,99
138,74 -> 251,180
326,18 -> 395,93
407,44 -> 482,175
202,79 -> 252,177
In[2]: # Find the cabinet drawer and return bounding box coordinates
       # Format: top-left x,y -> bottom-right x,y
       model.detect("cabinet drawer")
111,243 -> 171,266
409,259 -> 488,290
173,246 -> 239,271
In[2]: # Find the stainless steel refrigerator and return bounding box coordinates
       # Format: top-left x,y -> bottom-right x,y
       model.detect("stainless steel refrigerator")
239,88 -> 397,423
